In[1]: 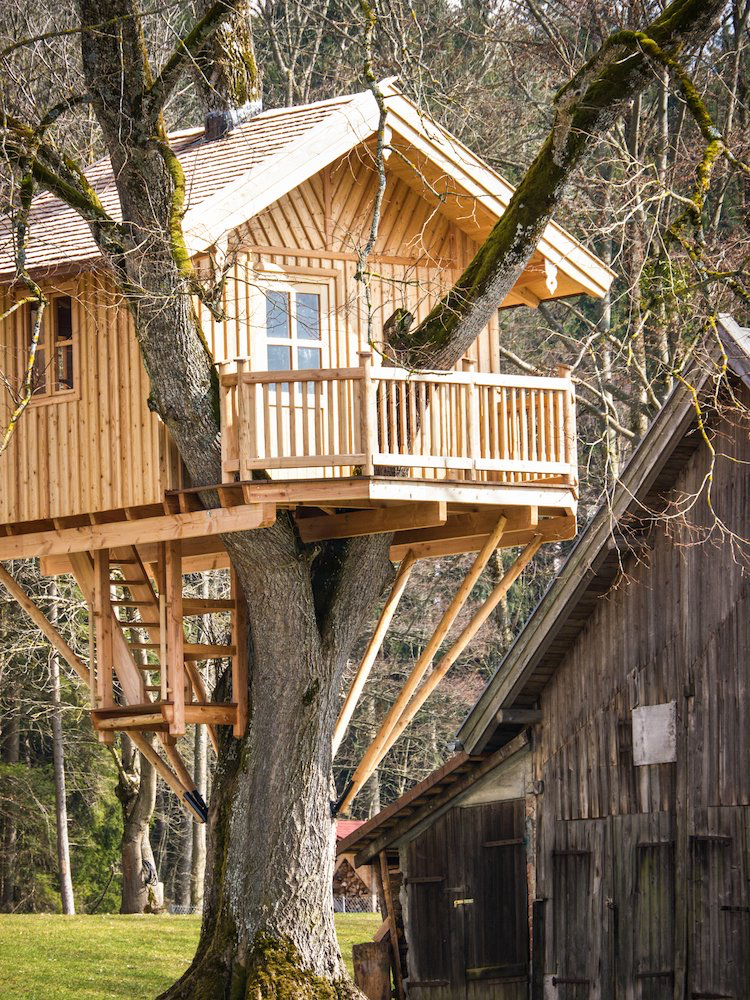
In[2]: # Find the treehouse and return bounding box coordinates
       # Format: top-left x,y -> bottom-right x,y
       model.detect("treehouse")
0,81 -> 614,820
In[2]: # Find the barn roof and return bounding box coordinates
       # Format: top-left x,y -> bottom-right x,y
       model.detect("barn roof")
0,81 -> 614,301
457,314 -> 750,754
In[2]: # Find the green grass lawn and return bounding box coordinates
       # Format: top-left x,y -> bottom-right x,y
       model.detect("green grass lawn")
0,913 -> 381,999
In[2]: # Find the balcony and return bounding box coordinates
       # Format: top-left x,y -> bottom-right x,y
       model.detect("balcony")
217,355 -> 578,554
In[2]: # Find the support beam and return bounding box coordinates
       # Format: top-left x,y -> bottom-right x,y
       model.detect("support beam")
390,514 -> 574,560
296,502 -> 447,544
337,516 -> 508,814
0,502 -> 276,559
230,569 -> 248,738
333,550 -> 417,756
92,550 -> 115,743
162,541 -> 185,737
379,853 -> 405,1000
339,534 -> 542,814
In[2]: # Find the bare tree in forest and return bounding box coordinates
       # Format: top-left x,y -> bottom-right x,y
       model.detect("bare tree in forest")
0,0 -> 745,994
114,735 -> 161,914
48,581 -> 75,915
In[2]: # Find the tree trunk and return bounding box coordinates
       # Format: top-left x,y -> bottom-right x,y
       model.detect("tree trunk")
191,714 -> 208,910
118,734 -> 161,914
48,582 -> 75,915
174,800 -> 193,910
161,535 -> 390,999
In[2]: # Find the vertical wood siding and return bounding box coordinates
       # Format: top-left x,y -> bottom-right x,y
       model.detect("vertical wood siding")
0,272 -> 162,523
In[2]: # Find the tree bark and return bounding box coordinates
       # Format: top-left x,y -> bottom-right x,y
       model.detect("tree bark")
48,582 -> 75,915
117,734 -> 161,914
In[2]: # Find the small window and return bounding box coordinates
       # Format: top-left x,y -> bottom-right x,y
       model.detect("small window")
28,295 -> 76,400
264,288 -> 323,373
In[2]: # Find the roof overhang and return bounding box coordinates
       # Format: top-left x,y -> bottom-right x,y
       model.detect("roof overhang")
183,81 -> 615,305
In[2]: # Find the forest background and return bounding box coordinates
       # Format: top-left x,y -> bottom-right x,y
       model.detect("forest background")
1,0 -> 748,915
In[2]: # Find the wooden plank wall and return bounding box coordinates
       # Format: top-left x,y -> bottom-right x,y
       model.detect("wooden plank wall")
0,272 -> 163,523
0,149 -> 501,525
534,387 -> 750,997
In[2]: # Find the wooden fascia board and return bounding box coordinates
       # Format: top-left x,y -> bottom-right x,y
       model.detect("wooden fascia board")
182,93 -> 380,256
384,94 -> 615,300
336,752 -> 474,857
353,730 -> 530,866
456,370 -> 711,754
0,503 -> 276,559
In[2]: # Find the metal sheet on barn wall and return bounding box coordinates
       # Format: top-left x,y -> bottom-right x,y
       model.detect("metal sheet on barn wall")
632,702 -> 677,766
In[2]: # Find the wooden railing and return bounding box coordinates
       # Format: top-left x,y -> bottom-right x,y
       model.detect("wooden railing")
218,354 -> 577,487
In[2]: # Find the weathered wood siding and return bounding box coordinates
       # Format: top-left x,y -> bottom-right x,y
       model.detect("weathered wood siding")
535,388 -> 750,998
404,799 -> 528,1000
0,151 -> 501,526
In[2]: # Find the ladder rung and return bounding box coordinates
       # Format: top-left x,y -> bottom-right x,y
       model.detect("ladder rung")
185,644 -> 236,660
129,642 -> 160,650
120,620 -> 160,628
145,685 -> 161,692
136,664 -> 161,672
182,598 -> 235,614
112,600 -> 153,607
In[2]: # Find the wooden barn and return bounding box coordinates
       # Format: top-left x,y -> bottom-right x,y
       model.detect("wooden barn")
338,315 -> 750,1000
0,81 -> 613,821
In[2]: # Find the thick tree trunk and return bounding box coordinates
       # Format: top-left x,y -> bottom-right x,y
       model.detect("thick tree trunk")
48,583 -> 75,915
160,535 -> 390,999
118,735 -> 160,914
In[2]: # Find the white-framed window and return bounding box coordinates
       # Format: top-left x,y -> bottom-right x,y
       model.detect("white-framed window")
28,294 -> 76,400
252,279 -> 329,375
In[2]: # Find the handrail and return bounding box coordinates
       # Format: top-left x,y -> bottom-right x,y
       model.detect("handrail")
218,355 -> 577,488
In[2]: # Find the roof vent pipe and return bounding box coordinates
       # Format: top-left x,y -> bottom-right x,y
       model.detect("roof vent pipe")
204,100 -> 262,140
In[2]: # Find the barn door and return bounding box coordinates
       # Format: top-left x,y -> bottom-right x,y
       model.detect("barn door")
406,800 -> 530,1000
610,812 -> 675,1000
460,799 -> 529,1000
687,807 -> 750,1000
406,809 -> 462,1000
550,819 -> 611,1000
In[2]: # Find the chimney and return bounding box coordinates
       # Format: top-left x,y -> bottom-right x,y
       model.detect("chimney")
204,99 -> 262,141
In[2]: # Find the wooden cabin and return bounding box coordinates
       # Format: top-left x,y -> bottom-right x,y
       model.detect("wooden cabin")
0,81 -> 613,820
339,315 -> 750,999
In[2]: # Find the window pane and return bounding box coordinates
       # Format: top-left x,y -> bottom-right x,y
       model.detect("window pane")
298,346 -> 321,369
267,344 -> 291,370
266,291 -> 290,339
55,296 -> 73,341
296,293 -> 320,340
56,345 -> 74,391
32,349 -> 47,395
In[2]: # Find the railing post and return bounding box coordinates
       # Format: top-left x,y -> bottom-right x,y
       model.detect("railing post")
92,549 -> 115,744
463,358 -> 480,478
359,351 -> 376,477
557,364 -> 578,488
235,358 -> 249,481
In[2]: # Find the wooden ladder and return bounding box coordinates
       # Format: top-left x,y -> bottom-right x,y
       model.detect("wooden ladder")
90,543 -> 247,747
